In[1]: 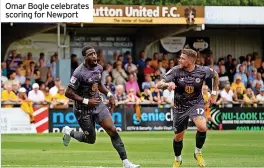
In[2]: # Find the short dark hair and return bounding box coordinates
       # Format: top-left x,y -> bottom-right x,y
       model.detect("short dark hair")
82,45 -> 94,57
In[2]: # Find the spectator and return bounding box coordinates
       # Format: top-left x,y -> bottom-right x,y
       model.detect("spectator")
18,87 -> 34,123
22,52 -> 34,70
256,87 -> 264,102
125,73 -> 140,96
115,85 -> 129,105
102,63 -> 113,84
137,50 -> 145,73
243,88 -> 258,107
252,82 -> 262,96
44,87 -> 52,104
218,82 -> 235,106
45,73 -> 55,89
5,71 -> 19,87
163,85 -> 175,108
126,65 -> 137,79
1,69 -> 8,87
1,84 -> 19,108
127,88 -> 140,104
152,69 -> 162,82
28,83 -> 45,104
15,67 -> 26,85
161,53 -> 169,69
97,49 -> 105,67
124,56 -> 137,73
158,60 -> 166,76
21,78 -> 32,95
6,50 -> 22,71
248,68 -> 257,88
144,58 -> 155,75
105,75 -> 116,94
247,60 -> 255,74
142,74 -> 155,90
257,62 -> 264,81
151,52 -> 159,69
49,55 -> 57,78
140,85 -> 153,103
49,78 -> 62,96
202,85 -> 212,120
52,87 -> 69,108
12,81 -> 20,95
1,62 -> 8,77
166,59 -> 175,72
234,87 -> 244,102
113,55 -> 123,69
38,58 -> 49,83
112,61 -> 128,86
231,76 -> 246,94
234,65 -> 248,87
252,73 -> 264,88
152,86 -> 164,104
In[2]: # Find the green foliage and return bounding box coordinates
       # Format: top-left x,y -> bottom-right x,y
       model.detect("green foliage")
94,0 -> 264,5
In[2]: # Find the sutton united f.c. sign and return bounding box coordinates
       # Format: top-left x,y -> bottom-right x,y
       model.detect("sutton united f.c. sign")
91,5 -> 204,24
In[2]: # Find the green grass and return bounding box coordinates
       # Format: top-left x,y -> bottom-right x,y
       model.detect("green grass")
2,131 -> 264,167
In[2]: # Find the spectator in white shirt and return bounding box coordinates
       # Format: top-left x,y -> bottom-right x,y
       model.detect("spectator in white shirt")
124,57 -> 137,73
15,67 -> 26,85
28,83 -> 45,104
49,78 -> 62,96
163,85 -> 175,108
256,87 -> 264,102
217,83 -> 235,107
252,72 -> 264,88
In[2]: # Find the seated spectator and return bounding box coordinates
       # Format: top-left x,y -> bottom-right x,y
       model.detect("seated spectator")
12,81 -> 20,95
152,86 -> 164,104
158,60 -> 166,76
231,76 -> 246,94
144,58 -> 155,75
50,78 -> 62,96
161,53 -> 169,69
105,75 -> 116,94
112,61 -> 128,86
252,82 -> 262,96
234,87 -> 244,102
1,62 -> 8,77
38,58 -> 49,83
102,63 -> 112,84
234,64 -> 248,87
22,52 -> 34,70
256,87 -> 264,102
52,87 -> 69,108
163,86 -> 175,108
5,71 -> 19,87
18,87 -> 34,123
126,65 -> 137,79
248,68 -> 257,87
140,85 -> 153,103
1,69 -> 8,87
151,53 -> 159,69
6,50 -> 21,71
243,88 -> 258,107
1,84 -> 19,108
44,87 -> 52,104
125,73 -> 140,96
45,73 -> 55,89
124,56 -> 137,73
142,74 -> 155,90
217,83 -> 235,106
21,78 -> 32,95
115,85 -> 129,105
257,61 -> 264,81
28,83 -> 45,105
166,59 -> 175,72
202,85 -> 212,121
252,72 -> 264,88
127,88 -> 140,104
152,69 -> 162,82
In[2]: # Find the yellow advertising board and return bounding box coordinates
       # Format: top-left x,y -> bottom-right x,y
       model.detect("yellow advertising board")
91,5 -> 204,24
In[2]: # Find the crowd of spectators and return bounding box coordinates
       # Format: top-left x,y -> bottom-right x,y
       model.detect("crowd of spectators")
2,49 -> 264,110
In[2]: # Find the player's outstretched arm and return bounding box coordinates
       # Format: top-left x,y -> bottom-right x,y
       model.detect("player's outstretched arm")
156,79 -> 176,90
65,87 -> 84,103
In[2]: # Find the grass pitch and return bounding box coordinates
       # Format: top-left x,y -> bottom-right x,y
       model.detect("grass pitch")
2,131 -> 264,167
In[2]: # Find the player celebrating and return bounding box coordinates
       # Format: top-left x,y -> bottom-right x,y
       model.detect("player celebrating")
63,45 -> 140,168
157,49 -> 219,168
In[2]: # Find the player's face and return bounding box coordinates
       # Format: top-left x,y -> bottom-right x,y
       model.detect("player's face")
85,51 -> 97,67
179,54 -> 192,68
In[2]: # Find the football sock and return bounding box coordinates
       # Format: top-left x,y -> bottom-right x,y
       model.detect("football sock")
173,140 -> 183,160
111,132 -> 128,160
70,130 -> 95,144
196,131 -> 206,152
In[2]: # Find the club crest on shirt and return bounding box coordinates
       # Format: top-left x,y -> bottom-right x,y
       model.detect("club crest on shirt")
92,83 -> 99,92
98,73 -> 101,79
185,85 -> 194,94
70,76 -> 77,84
195,78 -> 201,83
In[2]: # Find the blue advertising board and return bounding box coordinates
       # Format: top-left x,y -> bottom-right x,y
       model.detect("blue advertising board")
49,108 -> 125,133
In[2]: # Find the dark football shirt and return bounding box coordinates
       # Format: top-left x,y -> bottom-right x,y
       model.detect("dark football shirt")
68,63 -> 103,112
163,65 -> 214,112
